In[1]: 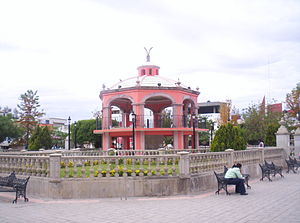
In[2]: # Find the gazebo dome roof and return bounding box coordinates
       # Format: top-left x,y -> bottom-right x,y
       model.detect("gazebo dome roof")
110,74 -> 187,89
109,63 -> 188,90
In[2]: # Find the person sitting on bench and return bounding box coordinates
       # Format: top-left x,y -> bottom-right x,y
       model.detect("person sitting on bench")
224,163 -> 248,195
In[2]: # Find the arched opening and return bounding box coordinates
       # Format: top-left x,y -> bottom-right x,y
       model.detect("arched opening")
182,99 -> 197,149
143,96 -> 173,149
109,98 -> 133,128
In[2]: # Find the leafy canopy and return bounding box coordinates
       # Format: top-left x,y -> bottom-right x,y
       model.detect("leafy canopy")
0,114 -> 23,142
211,123 -> 247,152
17,90 -> 44,146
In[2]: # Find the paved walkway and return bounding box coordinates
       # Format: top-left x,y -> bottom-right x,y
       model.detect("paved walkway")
0,173 -> 299,223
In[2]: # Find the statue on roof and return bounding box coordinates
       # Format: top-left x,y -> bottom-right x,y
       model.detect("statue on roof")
144,47 -> 153,62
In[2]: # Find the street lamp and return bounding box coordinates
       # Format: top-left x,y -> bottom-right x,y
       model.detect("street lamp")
68,116 -> 71,150
210,122 -> 214,145
74,121 -> 77,148
192,114 -> 196,150
131,113 -> 136,150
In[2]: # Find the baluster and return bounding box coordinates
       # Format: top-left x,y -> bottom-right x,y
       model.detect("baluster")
106,158 -> 111,178
164,157 -> 168,176
98,158 -> 103,178
73,161 -> 78,178
90,159 -> 94,178
114,158 -> 119,177
172,157 -> 176,176
156,157 -> 160,176
6,157 -> 10,173
81,159 -> 86,178
130,158 -> 136,176
123,157 -> 128,177
32,158 -> 37,176
35,159 -> 41,176
139,157 -> 144,176
147,157 -> 151,176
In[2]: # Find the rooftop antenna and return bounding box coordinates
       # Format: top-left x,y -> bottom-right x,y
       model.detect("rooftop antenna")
144,47 -> 153,62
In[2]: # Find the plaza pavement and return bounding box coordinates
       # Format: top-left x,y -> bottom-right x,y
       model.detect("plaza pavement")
0,173 -> 299,223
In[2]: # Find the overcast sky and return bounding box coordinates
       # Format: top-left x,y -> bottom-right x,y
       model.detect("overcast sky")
0,0 -> 299,121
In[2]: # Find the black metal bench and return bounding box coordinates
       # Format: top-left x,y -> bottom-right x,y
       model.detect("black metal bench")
214,171 -> 231,195
286,159 -> 297,173
289,156 -> 299,170
259,164 -> 272,181
0,172 -> 30,203
214,170 -> 249,195
264,160 -> 284,178
223,166 -> 251,189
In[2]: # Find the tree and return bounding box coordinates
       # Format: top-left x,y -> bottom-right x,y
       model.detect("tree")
17,90 -> 44,148
52,127 -> 67,148
198,116 -> 214,146
161,110 -> 172,128
0,114 -> 23,142
265,122 -> 280,146
241,104 -> 264,145
219,100 -> 231,125
286,82 -> 300,121
71,119 -> 101,148
241,103 -> 282,146
28,126 -> 53,150
211,123 -> 247,152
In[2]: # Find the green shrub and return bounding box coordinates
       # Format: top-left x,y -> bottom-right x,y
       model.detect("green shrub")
211,123 -> 247,152
84,161 -> 91,166
127,169 -> 132,176
93,160 -> 99,166
60,161 -> 66,168
109,169 -> 116,177
118,158 -> 124,165
126,159 -> 132,165
67,161 -> 74,168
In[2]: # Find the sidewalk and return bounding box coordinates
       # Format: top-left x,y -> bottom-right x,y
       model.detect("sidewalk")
0,173 -> 299,223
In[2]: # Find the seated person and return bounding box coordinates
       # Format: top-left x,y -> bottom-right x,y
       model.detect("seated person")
224,163 -> 248,195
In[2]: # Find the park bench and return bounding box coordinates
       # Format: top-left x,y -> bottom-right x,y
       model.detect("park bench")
0,172 -> 30,203
259,164 -> 272,181
223,166 -> 251,189
289,156 -> 300,170
285,159 -> 297,173
214,168 -> 250,195
285,157 -> 299,173
264,160 -> 284,178
214,171 -> 231,195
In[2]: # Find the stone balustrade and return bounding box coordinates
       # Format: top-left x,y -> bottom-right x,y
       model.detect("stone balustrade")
0,148 -> 210,157
0,147 -> 285,179
0,155 -> 49,177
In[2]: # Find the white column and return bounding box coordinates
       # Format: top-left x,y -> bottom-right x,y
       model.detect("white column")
178,151 -> 190,178
276,119 -> 290,157
294,125 -> 300,158
49,154 -> 61,179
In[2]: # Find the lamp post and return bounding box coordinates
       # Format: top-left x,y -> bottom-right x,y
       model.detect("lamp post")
210,122 -> 214,145
68,116 -> 71,150
132,113 -> 136,150
192,114 -> 196,150
74,121 -> 77,149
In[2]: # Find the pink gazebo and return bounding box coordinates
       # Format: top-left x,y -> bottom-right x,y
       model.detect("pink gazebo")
94,52 -> 206,150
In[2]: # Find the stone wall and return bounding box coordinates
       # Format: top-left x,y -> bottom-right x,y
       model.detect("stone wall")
26,162 -> 263,199
0,147 -> 286,199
